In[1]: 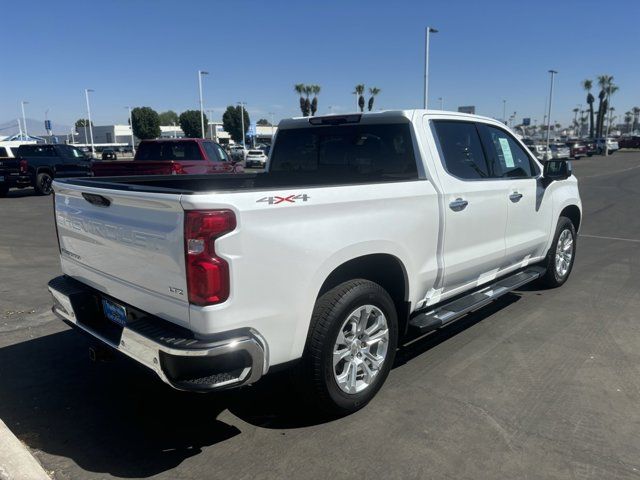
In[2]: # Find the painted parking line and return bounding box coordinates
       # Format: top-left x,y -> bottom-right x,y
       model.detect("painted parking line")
580,234 -> 640,244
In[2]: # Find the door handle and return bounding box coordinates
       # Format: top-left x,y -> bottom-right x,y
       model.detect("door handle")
449,198 -> 468,211
509,192 -> 523,202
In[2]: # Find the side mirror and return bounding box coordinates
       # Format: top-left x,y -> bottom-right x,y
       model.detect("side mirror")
543,159 -> 572,182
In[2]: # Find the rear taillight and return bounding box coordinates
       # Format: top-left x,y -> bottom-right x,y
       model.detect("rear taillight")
19,159 -> 27,174
171,163 -> 186,175
184,210 -> 236,306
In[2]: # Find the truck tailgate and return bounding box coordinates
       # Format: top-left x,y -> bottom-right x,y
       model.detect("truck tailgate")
53,181 -> 190,328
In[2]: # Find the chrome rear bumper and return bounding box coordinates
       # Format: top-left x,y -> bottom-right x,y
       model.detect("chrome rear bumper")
48,275 -> 268,391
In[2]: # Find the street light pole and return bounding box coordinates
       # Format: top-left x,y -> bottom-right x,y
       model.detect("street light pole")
198,70 -> 209,139
84,89 -> 95,157
423,26 -> 438,109
21,101 -> 29,139
545,70 -> 558,158
502,99 -> 506,124
438,97 -> 444,110
125,106 -> 135,154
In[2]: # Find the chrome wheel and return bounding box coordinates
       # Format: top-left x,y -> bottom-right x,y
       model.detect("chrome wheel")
555,229 -> 574,278
333,305 -> 389,394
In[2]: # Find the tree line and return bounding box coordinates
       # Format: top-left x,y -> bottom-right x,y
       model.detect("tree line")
75,106 -> 252,143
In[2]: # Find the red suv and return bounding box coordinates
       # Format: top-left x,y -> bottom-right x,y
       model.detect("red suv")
92,139 -> 243,176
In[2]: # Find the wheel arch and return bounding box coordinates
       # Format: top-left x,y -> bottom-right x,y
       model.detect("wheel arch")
560,204 -> 581,232
311,253 -> 411,343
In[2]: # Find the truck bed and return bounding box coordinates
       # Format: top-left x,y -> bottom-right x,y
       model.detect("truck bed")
55,170 -> 420,194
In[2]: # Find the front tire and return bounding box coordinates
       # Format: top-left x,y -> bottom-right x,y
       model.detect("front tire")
538,216 -> 577,288
301,279 -> 398,416
35,172 -> 53,195
0,184 -> 8,197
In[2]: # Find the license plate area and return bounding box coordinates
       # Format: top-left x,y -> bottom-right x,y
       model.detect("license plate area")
102,298 -> 127,327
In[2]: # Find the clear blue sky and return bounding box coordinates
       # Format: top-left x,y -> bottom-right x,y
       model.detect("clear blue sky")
2,0 -> 638,130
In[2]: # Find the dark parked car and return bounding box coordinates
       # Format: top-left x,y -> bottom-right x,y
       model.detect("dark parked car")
0,144 -> 92,196
565,139 -> 587,159
618,136 -> 640,149
102,148 -> 118,160
583,139 -> 597,156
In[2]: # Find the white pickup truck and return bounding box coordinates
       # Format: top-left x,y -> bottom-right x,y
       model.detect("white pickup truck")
48,111 -> 581,415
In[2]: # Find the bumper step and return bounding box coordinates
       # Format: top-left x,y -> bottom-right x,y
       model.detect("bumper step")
409,267 -> 544,335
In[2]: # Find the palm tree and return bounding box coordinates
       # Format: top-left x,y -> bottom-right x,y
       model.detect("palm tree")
310,85 -> 321,116
596,75 -> 615,137
367,87 -> 381,111
572,107 -> 579,135
633,107 -> 640,133
353,84 -> 365,112
624,111 -> 633,133
303,85 -> 313,117
294,84 -> 306,116
582,79 -> 595,138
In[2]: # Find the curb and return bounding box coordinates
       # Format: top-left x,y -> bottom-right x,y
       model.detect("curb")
0,419 -> 50,480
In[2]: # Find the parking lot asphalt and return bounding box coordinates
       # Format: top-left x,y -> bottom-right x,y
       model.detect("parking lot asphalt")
1,153 -> 640,480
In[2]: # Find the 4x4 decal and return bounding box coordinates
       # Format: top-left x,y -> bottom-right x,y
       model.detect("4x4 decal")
256,194 -> 310,205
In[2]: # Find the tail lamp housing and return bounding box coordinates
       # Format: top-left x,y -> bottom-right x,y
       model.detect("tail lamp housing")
184,210 -> 236,306
19,159 -> 28,174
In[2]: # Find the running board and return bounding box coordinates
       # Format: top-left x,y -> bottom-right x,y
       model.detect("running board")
408,267 -> 544,335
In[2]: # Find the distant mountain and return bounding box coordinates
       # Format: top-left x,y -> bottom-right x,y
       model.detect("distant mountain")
0,118 -> 72,136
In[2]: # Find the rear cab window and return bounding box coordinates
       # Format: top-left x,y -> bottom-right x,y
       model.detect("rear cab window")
0,147 -> 8,158
269,123 -> 418,181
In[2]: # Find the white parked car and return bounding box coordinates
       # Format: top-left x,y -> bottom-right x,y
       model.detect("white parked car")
550,144 -> 570,159
526,144 -> 552,161
48,110 -> 581,415
596,137 -> 619,154
228,144 -> 247,161
245,149 -> 268,168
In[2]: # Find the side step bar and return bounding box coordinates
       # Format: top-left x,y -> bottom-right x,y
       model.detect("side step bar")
408,267 -> 544,335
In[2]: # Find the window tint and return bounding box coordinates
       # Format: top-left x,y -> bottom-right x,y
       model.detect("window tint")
135,141 -> 203,161
270,123 -> 417,180
18,145 -> 57,157
202,142 -> 219,161
215,144 -> 230,162
432,121 -> 489,179
479,125 -> 536,178
0,147 -> 8,157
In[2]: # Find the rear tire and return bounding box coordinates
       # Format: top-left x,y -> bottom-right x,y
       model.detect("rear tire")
538,216 -> 576,288
300,279 -> 398,416
35,172 -> 53,195
0,185 -> 8,197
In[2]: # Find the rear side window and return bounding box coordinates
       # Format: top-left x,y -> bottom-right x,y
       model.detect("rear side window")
17,145 -> 57,157
478,125 -> 536,178
135,141 -> 203,161
270,123 -> 417,180
202,142 -> 219,161
432,121 -> 489,179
